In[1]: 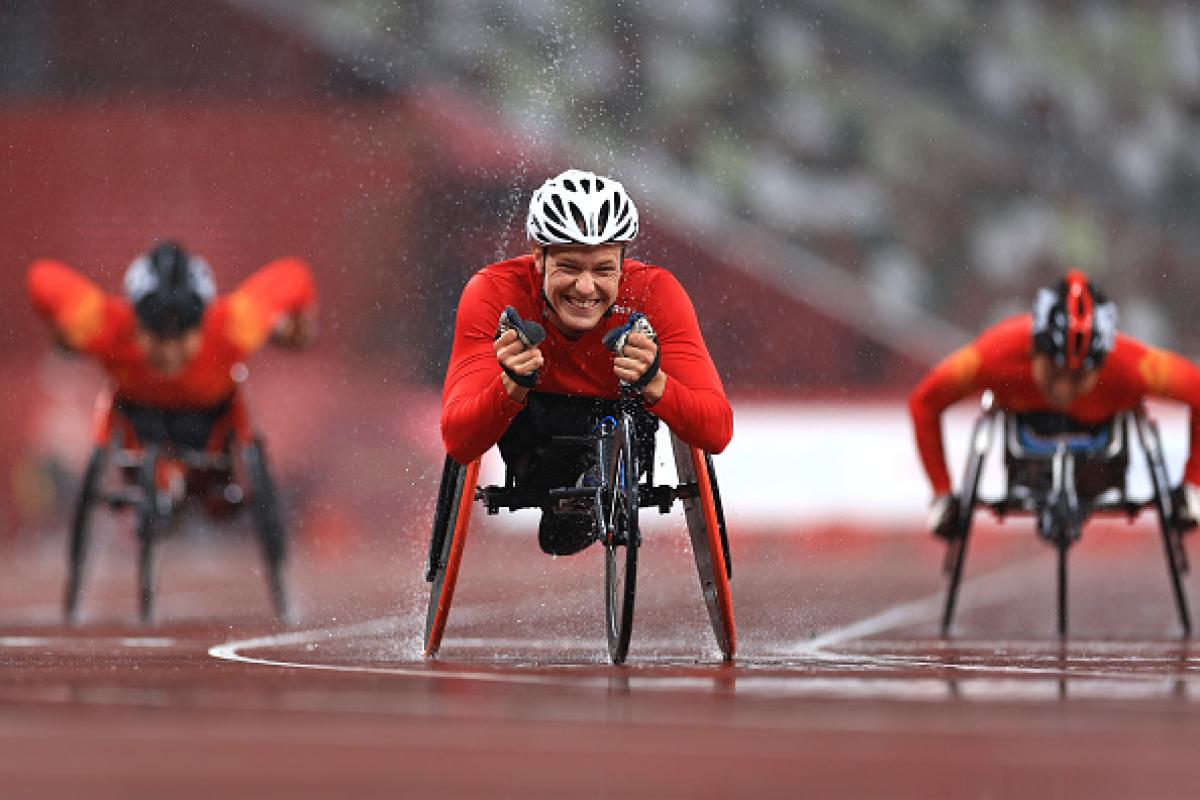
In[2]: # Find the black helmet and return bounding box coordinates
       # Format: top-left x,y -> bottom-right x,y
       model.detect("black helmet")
1031,269 -> 1117,371
123,241 -> 216,336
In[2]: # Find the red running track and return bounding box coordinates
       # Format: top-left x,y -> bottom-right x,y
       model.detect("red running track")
0,514 -> 1198,799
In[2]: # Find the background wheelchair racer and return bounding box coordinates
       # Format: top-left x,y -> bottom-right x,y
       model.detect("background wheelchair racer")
910,269 -> 1200,539
29,241 -> 316,458
27,241 -> 317,618
440,169 -> 733,555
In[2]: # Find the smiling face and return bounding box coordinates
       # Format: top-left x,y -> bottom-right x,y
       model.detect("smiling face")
535,243 -> 623,337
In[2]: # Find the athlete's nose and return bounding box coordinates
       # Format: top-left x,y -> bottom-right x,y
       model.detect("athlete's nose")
576,272 -> 595,295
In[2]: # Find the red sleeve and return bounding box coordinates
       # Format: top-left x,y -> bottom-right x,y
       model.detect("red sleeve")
440,272 -> 527,464
1132,342 -> 1200,486
908,343 -> 982,497
26,259 -> 121,352
221,258 -> 317,355
642,272 -> 733,454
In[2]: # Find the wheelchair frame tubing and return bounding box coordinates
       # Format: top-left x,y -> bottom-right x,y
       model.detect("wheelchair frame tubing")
1136,413 -> 1192,635
941,411 -> 995,635
1057,536 -> 1069,638
423,458 -> 480,657
605,412 -> 640,664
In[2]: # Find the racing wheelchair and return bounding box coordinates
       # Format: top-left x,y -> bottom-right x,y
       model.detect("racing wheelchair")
65,371 -> 289,623
941,390 -> 1194,638
422,400 -> 734,665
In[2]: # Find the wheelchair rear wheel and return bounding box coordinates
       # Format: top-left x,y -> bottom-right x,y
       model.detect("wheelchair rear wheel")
671,435 -> 735,660
65,445 -> 109,622
424,457 -> 480,656
604,414 -> 640,665
244,438 -> 289,620
941,411 -> 996,635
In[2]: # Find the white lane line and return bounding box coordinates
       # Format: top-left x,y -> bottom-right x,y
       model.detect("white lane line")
788,555 -> 1046,654
0,636 -> 179,648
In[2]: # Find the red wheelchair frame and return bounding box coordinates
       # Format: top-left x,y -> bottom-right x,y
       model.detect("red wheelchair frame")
65,376 -> 289,623
423,418 -> 735,665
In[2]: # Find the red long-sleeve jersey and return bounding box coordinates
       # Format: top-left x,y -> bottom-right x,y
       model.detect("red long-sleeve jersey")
28,257 -> 317,410
441,254 -> 733,464
909,314 -> 1200,496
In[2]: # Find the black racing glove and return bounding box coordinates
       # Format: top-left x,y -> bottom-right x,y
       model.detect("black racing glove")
929,494 -> 963,542
603,312 -> 659,392
495,306 -> 546,389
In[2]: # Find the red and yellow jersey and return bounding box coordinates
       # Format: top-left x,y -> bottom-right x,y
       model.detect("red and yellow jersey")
909,314 -> 1200,496
441,254 -> 733,464
27,257 -> 317,410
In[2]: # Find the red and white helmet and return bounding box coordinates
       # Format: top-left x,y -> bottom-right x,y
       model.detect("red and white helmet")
1031,269 -> 1117,370
526,169 -> 639,246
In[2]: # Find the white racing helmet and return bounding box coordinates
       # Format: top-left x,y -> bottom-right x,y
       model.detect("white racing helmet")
526,169 -> 639,246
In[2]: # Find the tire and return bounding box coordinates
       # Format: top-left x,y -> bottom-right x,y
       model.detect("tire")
941,412 -> 994,635
671,435 -> 735,660
137,445 -> 161,625
423,458 -> 479,657
65,446 -> 108,623
604,414 -> 640,665
244,438 -> 289,620
1136,412 -> 1193,635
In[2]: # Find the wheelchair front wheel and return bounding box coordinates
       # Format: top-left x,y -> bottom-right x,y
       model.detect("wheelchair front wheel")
137,445 -> 162,624
604,414 -> 640,665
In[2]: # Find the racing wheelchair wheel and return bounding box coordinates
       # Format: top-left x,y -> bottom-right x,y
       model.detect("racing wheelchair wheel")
604,412 -> 641,665
1136,412 -> 1193,635
244,438 -> 290,621
136,444 -> 162,624
423,456 -> 480,657
941,408 -> 997,636
671,435 -> 736,660
64,445 -> 109,622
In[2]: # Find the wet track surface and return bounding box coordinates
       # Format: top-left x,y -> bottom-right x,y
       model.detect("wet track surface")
2,517 -> 1200,798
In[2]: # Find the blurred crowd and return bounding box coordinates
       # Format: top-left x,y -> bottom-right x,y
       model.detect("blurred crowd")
311,0 -> 1200,354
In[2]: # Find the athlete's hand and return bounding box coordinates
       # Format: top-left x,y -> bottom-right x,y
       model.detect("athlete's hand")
495,329 -> 543,401
272,311 -> 316,348
614,331 -> 666,403
929,494 -> 962,541
1173,483 -> 1200,532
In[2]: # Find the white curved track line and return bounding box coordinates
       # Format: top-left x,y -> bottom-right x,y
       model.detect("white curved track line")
209,554 -> 1198,689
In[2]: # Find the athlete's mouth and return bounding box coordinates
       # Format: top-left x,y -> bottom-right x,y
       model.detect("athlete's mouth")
563,296 -> 602,311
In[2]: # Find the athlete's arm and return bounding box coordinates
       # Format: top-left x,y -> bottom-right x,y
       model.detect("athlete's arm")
441,273 -> 528,464
26,259 -> 117,353
1134,343 -> 1200,487
908,342 -> 983,497
640,272 -> 733,454
221,258 -> 317,355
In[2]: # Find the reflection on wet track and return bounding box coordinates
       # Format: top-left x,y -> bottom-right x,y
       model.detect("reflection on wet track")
2,527 -> 1200,797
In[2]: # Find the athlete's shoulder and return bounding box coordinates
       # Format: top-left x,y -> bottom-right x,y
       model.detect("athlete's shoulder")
974,314 -> 1032,355
473,254 -> 536,281
620,258 -> 684,304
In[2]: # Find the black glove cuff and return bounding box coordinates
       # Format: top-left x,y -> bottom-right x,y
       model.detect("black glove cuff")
627,346 -> 661,392
503,364 -> 539,389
